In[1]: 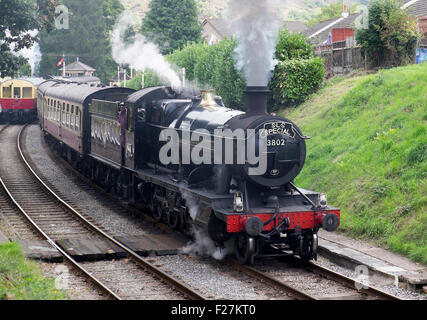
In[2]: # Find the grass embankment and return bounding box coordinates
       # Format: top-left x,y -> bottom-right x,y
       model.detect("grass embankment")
0,242 -> 66,300
282,64 -> 427,264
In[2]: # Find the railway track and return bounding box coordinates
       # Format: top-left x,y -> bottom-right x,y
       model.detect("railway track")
0,125 -> 205,300
11,123 -> 402,300
237,257 -> 401,300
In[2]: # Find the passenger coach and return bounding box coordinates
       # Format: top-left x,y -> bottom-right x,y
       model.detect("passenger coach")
38,80 -> 134,162
0,78 -> 44,123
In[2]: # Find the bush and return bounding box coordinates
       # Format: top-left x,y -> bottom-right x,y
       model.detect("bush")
194,43 -> 217,87
123,69 -> 165,89
275,29 -> 313,61
168,42 -> 207,81
269,29 -> 324,109
356,0 -> 420,67
209,39 -> 246,109
270,58 -> 325,106
166,39 -> 246,110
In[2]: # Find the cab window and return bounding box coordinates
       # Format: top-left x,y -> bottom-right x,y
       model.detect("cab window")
13,87 -> 21,99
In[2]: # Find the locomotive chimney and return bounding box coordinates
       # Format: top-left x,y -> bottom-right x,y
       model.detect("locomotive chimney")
244,86 -> 270,116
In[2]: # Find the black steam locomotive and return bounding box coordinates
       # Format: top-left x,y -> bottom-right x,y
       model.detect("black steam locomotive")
38,81 -> 340,264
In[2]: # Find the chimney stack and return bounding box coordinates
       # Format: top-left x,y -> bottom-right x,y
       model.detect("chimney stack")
342,4 -> 349,18
244,86 -> 270,115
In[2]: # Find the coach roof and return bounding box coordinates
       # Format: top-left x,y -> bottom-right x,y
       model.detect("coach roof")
43,82 -> 134,105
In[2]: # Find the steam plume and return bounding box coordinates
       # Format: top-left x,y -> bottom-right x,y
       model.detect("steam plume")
227,0 -> 283,86
111,12 -> 181,88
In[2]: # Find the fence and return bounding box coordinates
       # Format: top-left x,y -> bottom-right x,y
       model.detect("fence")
313,40 -> 365,76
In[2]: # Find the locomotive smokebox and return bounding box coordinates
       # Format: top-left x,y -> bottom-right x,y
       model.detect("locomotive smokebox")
244,86 -> 270,115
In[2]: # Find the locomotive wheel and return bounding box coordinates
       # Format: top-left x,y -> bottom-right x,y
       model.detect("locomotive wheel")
299,233 -> 317,261
235,234 -> 256,265
152,200 -> 164,222
167,210 -> 180,229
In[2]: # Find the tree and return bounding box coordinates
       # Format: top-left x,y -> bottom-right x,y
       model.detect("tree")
0,0 -> 55,77
140,0 -> 202,55
356,0 -> 420,67
38,0 -> 123,83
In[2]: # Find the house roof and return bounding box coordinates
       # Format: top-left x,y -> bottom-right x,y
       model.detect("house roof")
51,76 -> 101,84
304,13 -> 361,44
203,18 -> 233,38
402,0 -> 427,17
63,60 -> 96,72
203,18 -> 309,39
283,21 -> 308,33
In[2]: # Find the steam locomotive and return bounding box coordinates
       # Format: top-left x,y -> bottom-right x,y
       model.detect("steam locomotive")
38,80 -> 340,264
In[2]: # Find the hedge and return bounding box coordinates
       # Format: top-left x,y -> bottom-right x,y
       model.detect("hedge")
168,39 -> 246,110
270,58 -> 325,106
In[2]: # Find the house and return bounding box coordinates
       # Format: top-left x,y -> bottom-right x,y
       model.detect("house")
304,0 -> 427,47
402,0 -> 427,48
60,58 -> 96,77
202,18 -> 233,45
202,18 -> 308,45
304,12 -> 361,46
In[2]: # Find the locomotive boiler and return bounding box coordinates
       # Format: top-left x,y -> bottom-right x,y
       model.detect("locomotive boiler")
38,81 -> 340,265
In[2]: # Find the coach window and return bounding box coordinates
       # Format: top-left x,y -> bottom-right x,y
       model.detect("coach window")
13,87 -> 21,99
76,107 -> 80,130
62,103 -> 66,125
23,87 -> 32,98
66,104 -> 70,127
2,86 -> 11,98
71,105 -> 74,129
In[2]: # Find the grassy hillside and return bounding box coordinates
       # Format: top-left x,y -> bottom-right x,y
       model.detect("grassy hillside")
282,64 -> 427,264
0,242 -> 66,300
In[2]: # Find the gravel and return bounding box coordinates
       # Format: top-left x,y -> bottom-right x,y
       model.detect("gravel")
313,256 -> 426,300
148,254 -> 293,300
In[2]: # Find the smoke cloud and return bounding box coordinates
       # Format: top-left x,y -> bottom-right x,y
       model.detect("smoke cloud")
18,30 -> 41,76
7,29 -> 41,76
226,0 -> 283,86
181,228 -> 232,261
111,12 -> 181,88
179,188 -> 232,260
